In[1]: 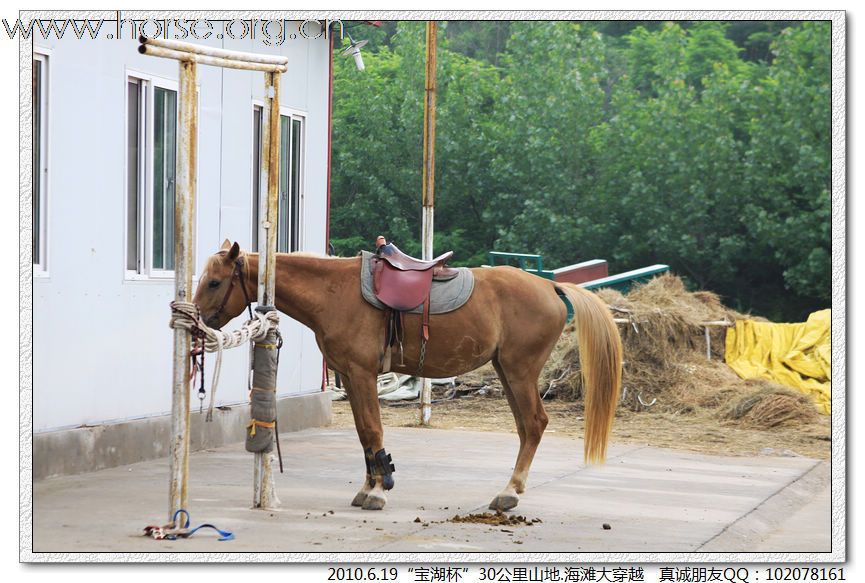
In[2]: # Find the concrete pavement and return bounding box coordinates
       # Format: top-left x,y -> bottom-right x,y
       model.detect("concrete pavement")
30,427 -> 831,557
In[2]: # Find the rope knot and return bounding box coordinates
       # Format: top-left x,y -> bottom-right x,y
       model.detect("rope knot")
167,301 -> 281,421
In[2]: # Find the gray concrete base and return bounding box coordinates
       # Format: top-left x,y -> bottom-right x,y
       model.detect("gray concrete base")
33,391 -> 332,480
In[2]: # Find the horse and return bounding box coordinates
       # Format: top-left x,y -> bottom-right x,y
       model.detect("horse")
193,240 -> 622,511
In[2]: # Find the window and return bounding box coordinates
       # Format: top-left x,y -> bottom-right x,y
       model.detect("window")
279,115 -> 303,253
33,53 -> 48,272
126,74 -> 179,276
152,87 -> 177,270
126,79 -> 144,272
252,106 -> 304,253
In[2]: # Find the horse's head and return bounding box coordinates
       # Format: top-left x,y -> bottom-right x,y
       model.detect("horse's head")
193,239 -> 252,329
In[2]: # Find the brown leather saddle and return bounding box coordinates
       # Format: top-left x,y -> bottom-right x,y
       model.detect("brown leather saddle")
370,236 -> 459,372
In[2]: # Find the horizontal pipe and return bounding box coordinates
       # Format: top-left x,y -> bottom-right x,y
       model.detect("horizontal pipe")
140,35 -> 288,66
612,318 -> 733,327
138,44 -> 287,73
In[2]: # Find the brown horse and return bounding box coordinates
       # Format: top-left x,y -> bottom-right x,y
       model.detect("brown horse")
193,240 -> 622,511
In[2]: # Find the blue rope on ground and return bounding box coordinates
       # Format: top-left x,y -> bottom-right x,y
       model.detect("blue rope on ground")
143,509 -> 234,541
172,509 -> 235,541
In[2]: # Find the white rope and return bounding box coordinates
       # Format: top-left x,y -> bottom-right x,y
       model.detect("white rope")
169,301 -> 280,351
169,301 -> 280,421
206,332 -> 224,421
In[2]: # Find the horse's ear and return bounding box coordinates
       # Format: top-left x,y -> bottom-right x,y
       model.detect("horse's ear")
220,238 -> 232,251
227,242 -> 240,262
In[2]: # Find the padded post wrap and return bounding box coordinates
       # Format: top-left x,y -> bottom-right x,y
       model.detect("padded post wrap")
245,326 -> 279,453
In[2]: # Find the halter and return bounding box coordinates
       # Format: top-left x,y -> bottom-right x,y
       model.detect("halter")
211,258 -> 255,324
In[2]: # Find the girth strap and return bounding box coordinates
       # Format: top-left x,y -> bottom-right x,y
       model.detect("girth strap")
422,296 -> 431,342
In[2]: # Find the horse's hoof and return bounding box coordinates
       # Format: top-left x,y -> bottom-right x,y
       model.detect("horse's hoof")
351,491 -> 369,507
362,493 -> 387,510
489,493 -> 519,511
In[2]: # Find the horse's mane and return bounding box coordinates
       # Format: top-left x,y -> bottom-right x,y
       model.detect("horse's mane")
205,249 -> 341,275
280,251 -> 334,259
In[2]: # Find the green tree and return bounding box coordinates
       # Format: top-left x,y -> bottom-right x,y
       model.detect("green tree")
329,20 -> 832,321
739,22 -> 832,315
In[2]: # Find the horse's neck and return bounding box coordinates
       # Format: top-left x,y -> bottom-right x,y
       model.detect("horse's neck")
244,253 -> 333,331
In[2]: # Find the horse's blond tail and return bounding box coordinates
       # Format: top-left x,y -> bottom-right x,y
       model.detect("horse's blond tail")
556,283 -> 622,464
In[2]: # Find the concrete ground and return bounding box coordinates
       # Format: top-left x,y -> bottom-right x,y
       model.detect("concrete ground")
30,427 -> 831,556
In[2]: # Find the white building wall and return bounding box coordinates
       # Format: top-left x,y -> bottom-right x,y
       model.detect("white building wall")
33,27 -> 331,432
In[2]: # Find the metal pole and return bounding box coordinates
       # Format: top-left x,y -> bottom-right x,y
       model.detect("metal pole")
252,70 -> 282,509
169,59 -> 197,521
139,44 -> 287,73
420,21 -> 437,426
140,35 -> 289,67
138,36 -> 291,520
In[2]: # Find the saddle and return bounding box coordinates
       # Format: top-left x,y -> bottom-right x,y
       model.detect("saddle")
370,236 -> 459,372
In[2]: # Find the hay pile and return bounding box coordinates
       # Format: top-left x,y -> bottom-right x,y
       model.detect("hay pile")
542,274 -> 819,429
722,379 -> 819,429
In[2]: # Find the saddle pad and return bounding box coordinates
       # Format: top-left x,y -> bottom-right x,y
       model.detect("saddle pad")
360,251 -> 475,314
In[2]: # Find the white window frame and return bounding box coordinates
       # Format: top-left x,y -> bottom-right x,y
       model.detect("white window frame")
124,69 -> 184,281
125,75 -> 146,278
251,103 -> 263,252
251,101 -> 306,254
33,49 -> 50,277
282,109 -> 306,254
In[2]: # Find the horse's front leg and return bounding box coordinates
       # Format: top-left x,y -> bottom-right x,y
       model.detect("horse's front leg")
343,372 -> 394,510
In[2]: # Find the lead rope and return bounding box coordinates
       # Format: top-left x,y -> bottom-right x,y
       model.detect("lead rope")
189,327 -> 206,414
274,331 -> 284,473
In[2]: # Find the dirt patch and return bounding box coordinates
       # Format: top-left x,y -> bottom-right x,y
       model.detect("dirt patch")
329,369 -> 830,460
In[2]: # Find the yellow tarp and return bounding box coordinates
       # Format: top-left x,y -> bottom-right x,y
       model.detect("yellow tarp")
725,309 -> 831,414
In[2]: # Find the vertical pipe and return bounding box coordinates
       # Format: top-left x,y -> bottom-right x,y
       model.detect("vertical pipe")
325,30 -> 334,257
257,74 -> 272,304
422,21 -> 437,217
420,21 -> 438,426
262,71 -> 280,307
322,27 -> 336,393
169,59 -> 197,521
253,70 -> 282,509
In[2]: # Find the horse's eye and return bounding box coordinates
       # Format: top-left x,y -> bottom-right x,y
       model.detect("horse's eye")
208,280 -> 221,289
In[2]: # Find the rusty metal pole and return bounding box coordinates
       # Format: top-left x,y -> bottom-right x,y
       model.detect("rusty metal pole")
169,59 -> 197,521
252,70 -> 282,509
420,21 -> 437,426
258,71 -> 280,308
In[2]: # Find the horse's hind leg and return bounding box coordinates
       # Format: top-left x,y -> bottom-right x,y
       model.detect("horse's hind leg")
489,355 -> 550,511
343,372 -> 391,510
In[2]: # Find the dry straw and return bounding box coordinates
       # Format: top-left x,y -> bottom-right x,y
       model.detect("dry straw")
542,273 -> 820,429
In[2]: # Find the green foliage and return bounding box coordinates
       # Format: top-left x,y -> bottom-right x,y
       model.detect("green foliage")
330,20 -> 832,321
